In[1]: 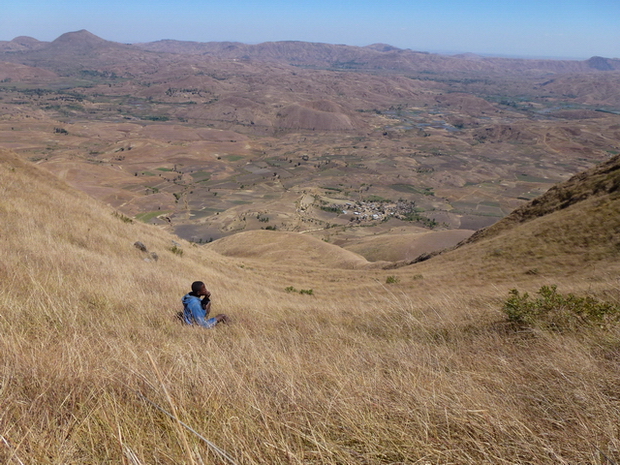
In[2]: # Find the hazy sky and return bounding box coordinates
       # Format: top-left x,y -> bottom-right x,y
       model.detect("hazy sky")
2,0 -> 619,59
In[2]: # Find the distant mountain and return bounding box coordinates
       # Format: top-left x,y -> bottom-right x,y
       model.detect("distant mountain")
134,37 -> 620,75
364,43 -> 403,52
49,29 -> 111,51
0,30 -> 141,75
2,30 -> 620,79
586,56 -> 617,71
12,36 -> 42,47
134,39 -> 402,68
0,36 -> 45,52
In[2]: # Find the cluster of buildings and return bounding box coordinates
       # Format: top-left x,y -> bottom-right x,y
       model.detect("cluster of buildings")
335,199 -> 417,223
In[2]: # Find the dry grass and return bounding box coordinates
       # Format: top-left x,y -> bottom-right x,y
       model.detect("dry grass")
206,230 -> 373,269
1,148 -> 619,464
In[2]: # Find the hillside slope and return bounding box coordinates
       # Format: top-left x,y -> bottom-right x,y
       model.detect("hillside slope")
1,149 -> 619,464
205,229 -> 383,269
421,154 -> 620,281
465,153 -> 620,243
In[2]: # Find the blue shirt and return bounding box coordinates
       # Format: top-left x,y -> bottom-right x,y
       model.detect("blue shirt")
182,293 -> 217,328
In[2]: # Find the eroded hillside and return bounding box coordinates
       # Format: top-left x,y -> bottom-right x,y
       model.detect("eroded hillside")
463,153 -> 620,244
1,30 -> 620,263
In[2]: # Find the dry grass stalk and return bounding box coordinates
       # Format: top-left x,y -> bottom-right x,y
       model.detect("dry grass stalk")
138,365 -> 237,465
0,435 -> 25,465
147,352 -> 197,465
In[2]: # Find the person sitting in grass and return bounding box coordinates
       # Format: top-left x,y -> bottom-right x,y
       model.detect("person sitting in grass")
182,281 -> 229,328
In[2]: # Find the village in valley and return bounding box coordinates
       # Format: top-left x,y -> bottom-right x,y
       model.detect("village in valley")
320,198 -> 435,226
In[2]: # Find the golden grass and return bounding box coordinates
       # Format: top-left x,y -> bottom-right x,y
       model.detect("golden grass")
206,230 -> 376,269
427,193 -> 620,284
342,229 -> 475,263
1,148 -> 619,463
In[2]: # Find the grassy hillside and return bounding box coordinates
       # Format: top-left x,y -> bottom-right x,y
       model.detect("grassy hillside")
1,148 -> 619,464
205,230 -> 381,269
464,153 -> 620,245
433,154 -> 620,282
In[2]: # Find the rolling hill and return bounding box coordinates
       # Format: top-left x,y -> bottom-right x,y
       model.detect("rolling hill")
205,229 -> 381,269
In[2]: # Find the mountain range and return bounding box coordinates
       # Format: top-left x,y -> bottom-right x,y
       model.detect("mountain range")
2,29 -> 620,76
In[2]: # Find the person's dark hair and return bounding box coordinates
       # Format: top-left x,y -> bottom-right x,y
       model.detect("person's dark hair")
191,281 -> 205,295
